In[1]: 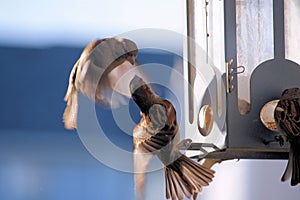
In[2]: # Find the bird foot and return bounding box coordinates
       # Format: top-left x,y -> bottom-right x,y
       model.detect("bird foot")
262,135 -> 285,146
274,135 -> 285,146
177,138 -> 193,150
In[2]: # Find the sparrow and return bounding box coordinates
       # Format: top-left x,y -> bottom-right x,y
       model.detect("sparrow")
130,76 -> 215,200
274,88 -> 300,186
63,38 -> 140,130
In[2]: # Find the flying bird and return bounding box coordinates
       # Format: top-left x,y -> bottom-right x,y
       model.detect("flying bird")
130,76 -> 215,200
63,38 -> 141,130
274,88 -> 300,186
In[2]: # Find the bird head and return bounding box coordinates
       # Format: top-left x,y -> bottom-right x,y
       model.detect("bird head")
119,38 -> 138,65
130,76 -> 157,114
281,88 -> 300,100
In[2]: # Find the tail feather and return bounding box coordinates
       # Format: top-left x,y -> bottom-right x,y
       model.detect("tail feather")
173,170 -> 192,199
169,170 -> 179,199
165,169 -> 171,199
182,165 -> 207,189
281,148 -> 293,182
164,155 -> 214,199
63,90 -> 78,130
282,142 -> 300,186
165,167 -> 192,200
182,157 -> 214,185
63,60 -> 79,130
134,148 -> 153,200
291,142 -> 300,186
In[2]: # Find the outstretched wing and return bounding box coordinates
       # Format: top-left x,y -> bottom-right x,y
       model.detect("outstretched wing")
133,121 -> 154,200
134,102 -> 177,153
63,38 -> 142,129
133,101 -> 179,198
75,38 -> 139,106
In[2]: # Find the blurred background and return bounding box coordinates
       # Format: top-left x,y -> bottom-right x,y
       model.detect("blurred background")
0,0 -> 299,200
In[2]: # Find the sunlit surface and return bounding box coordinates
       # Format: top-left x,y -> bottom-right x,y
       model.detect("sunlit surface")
0,0 -> 184,47
236,0 -> 274,113
198,105 -> 213,136
0,1 -> 300,200
203,159 -> 300,200
285,0 -> 300,65
260,99 -> 279,131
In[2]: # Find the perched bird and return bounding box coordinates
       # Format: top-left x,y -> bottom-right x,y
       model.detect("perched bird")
63,38 -> 140,130
274,88 -> 300,186
130,76 -> 215,200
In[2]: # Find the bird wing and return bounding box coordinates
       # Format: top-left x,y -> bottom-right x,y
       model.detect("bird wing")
133,121 -> 154,199
63,59 -> 80,130
75,39 -> 138,105
133,126 -> 175,199
275,98 -> 300,138
133,102 -> 177,199
134,102 -> 176,153
275,89 -> 300,185
63,38 -> 142,129
98,60 -> 148,108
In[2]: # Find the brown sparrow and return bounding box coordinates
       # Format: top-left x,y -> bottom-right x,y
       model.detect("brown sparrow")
63,38 -> 139,129
275,88 -> 300,186
130,75 -> 215,199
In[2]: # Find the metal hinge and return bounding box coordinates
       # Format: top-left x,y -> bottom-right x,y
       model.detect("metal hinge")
226,59 -> 245,93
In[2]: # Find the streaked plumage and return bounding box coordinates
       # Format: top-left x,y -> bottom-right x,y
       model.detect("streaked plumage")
274,88 -> 300,186
63,38 -> 139,129
130,76 -> 215,200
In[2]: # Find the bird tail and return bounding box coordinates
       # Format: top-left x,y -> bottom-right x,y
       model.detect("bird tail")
283,142 -> 300,186
63,88 -> 78,130
63,60 -> 79,130
291,143 -> 300,186
164,154 -> 215,200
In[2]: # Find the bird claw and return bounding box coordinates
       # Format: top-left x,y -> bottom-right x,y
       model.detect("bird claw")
274,135 -> 285,146
262,135 -> 285,146
262,139 -> 271,145
177,138 -> 193,150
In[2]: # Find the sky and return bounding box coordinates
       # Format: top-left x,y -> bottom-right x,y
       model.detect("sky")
1,1 -> 300,199
0,2 -> 185,199
0,0 -> 185,47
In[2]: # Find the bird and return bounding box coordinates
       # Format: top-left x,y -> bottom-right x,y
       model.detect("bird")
130,75 -> 215,200
274,88 -> 300,186
63,38 -> 141,130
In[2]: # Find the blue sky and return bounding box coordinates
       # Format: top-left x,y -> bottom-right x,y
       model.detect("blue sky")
0,0 -> 184,47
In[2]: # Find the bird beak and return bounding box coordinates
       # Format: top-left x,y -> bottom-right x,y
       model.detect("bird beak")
127,55 -> 136,65
130,76 -> 156,113
130,75 -> 145,95
275,107 -> 285,113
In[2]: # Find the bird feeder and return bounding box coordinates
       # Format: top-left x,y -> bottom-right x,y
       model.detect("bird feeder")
184,0 -> 300,160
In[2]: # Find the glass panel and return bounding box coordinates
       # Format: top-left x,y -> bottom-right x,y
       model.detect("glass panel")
194,0 -> 225,72
194,0 -> 225,116
285,0 -> 300,65
236,0 -> 274,114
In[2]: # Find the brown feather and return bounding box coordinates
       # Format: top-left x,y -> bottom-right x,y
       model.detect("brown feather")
275,88 -> 300,186
131,76 -> 215,199
63,89 -> 78,130
63,38 -> 139,130
165,167 -> 171,199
